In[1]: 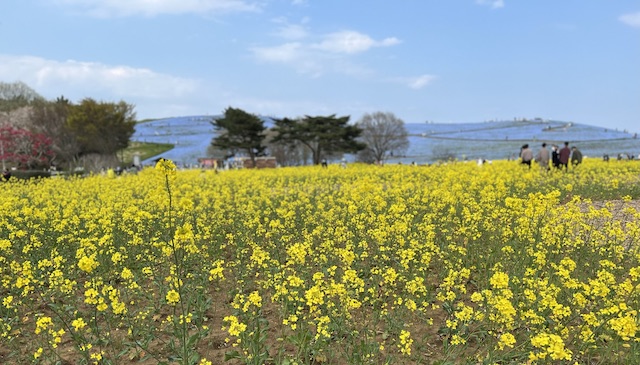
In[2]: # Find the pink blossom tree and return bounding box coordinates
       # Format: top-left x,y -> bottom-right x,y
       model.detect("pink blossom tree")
0,125 -> 55,170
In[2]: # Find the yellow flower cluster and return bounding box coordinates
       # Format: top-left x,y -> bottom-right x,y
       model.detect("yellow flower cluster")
223,315 -> 247,337
166,289 -> 180,305
530,333 -> 572,361
398,329 -> 413,355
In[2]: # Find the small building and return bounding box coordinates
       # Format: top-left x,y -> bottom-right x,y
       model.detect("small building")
227,156 -> 277,169
200,156 -> 277,169
197,157 -> 223,169
240,156 -> 277,169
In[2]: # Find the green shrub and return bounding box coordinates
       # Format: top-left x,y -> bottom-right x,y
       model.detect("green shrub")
7,170 -> 51,180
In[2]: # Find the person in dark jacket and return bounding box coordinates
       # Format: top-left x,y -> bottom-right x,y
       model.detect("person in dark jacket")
551,145 -> 561,169
559,141 -> 571,170
571,146 -> 583,166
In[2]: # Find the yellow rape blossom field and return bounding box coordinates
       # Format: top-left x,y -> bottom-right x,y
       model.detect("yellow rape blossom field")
1,159 -> 640,365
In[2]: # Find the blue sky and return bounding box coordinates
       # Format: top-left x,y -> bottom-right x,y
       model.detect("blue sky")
1,0 -> 639,132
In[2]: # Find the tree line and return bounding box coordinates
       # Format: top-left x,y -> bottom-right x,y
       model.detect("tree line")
1,81 -> 411,171
211,107 -> 410,167
0,82 -> 135,171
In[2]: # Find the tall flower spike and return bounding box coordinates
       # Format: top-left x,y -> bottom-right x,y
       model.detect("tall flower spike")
155,158 -> 177,176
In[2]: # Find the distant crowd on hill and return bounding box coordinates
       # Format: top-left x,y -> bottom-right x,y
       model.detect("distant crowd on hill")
518,141 -> 638,170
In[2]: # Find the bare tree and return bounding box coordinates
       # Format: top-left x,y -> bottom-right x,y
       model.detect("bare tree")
355,111 -> 409,164
432,147 -> 457,162
264,128 -> 316,166
28,98 -> 81,168
0,81 -> 44,126
0,81 -> 44,103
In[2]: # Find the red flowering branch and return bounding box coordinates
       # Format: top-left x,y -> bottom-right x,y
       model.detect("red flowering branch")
0,125 -> 55,169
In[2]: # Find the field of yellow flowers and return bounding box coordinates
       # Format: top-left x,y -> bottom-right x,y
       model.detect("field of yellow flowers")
1,159 -> 639,365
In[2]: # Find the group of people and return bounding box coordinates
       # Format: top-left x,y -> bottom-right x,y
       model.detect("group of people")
520,141 -> 582,170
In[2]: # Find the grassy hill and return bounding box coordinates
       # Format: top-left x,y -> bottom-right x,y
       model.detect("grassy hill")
120,141 -> 174,165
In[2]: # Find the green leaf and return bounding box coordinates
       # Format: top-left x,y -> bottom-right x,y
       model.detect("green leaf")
188,352 -> 200,365
224,350 -> 241,362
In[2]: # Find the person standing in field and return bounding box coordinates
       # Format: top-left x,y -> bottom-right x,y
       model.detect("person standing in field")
535,142 -> 550,171
551,145 -> 561,169
559,141 -> 571,170
520,144 -> 533,168
571,146 -> 583,166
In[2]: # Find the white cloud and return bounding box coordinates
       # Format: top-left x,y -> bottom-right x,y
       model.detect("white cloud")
619,12 -> 640,28
251,29 -> 398,77
0,55 -> 199,102
273,24 -> 309,40
408,75 -> 436,89
251,42 -> 326,77
252,27 -> 425,86
313,31 -> 401,54
53,0 -> 261,17
476,0 -> 504,9
251,43 -> 303,63
389,74 -> 436,89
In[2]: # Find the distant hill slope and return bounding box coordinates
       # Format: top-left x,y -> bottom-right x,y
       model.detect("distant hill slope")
132,117 -> 640,166
404,119 -> 639,163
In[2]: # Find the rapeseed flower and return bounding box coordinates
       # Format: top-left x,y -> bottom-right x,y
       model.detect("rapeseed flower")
155,158 -> 177,176
498,332 -> 516,350
398,330 -> 413,355
2,295 -> 13,309
530,333 -> 572,361
72,318 -> 87,331
609,312 -> 638,341
490,271 -> 510,290
166,289 -> 180,305
34,316 -> 52,334
223,315 -> 247,336
78,255 -> 99,273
